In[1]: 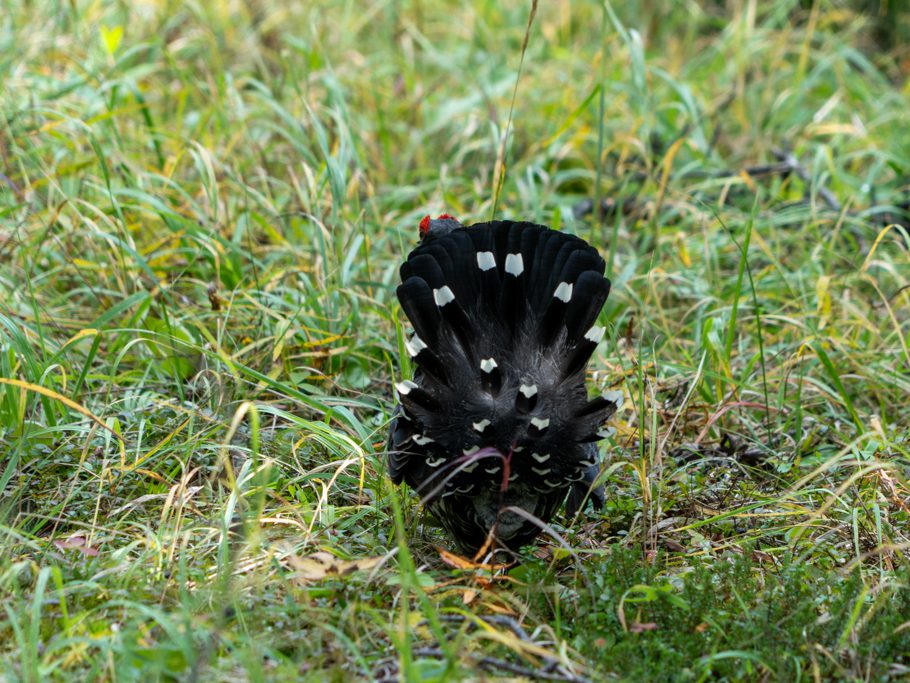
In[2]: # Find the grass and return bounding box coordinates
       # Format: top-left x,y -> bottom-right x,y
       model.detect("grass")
1,0 -> 909,680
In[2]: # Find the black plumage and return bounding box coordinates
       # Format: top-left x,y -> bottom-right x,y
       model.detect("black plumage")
388,216 -> 621,553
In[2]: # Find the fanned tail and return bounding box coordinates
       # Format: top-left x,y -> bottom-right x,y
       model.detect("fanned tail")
392,220 -> 617,467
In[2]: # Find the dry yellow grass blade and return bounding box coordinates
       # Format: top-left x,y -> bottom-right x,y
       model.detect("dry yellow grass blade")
0,376 -> 126,462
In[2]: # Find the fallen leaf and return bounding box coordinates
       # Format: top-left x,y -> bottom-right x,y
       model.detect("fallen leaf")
53,535 -> 100,557
630,622 -> 658,633
662,538 -> 686,552
438,547 -> 513,572
286,551 -> 382,581
752,549 -> 774,564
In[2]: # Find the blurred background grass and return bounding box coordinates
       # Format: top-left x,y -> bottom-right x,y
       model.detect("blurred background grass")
1,1 -> 909,680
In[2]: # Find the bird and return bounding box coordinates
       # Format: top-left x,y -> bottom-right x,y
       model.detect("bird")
387,214 -> 622,554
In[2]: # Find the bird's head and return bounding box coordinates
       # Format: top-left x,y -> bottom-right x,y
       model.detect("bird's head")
418,213 -> 462,242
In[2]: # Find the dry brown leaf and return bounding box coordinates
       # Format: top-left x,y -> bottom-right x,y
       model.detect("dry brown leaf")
287,551 -> 381,582
53,535 -> 100,557
437,547 -> 512,572
630,622 -> 658,633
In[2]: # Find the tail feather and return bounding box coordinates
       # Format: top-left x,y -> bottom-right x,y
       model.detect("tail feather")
497,225 -> 537,335
401,253 -> 447,289
405,333 -> 449,384
536,251 -> 606,348
562,336 -> 600,379
527,228 -> 564,296
575,394 -> 615,417
537,294 -> 569,348
480,355 -> 502,396
396,380 -> 440,412
397,278 -> 442,348
573,392 -> 623,441
390,220 -> 617,551
441,300 -> 477,360
563,271 -> 611,345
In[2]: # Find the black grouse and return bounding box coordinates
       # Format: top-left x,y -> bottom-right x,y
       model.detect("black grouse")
387,214 -> 622,553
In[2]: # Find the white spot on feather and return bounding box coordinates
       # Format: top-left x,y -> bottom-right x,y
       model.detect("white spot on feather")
485,465 -> 501,474
504,253 -> 524,276
476,251 -> 496,271
553,282 -> 573,302
508,472 -> 519,482
531,452 -> 550,463
463,445 -> 480,456
472,419 -> 491,432
396,380 -> 417,395
412,434 -> 434,445
531,466 -> 551,476
406,336 -> 427,357
433,286 -> 455,306
480,357 -> 498,373
584,326 -> 605,343
426,457 -> 446,467
530,417 -> 550,430
462,461 -> 478,473
518,384 -> 537,398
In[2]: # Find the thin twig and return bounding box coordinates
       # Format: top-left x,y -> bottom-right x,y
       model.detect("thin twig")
490,0 -> 538,219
